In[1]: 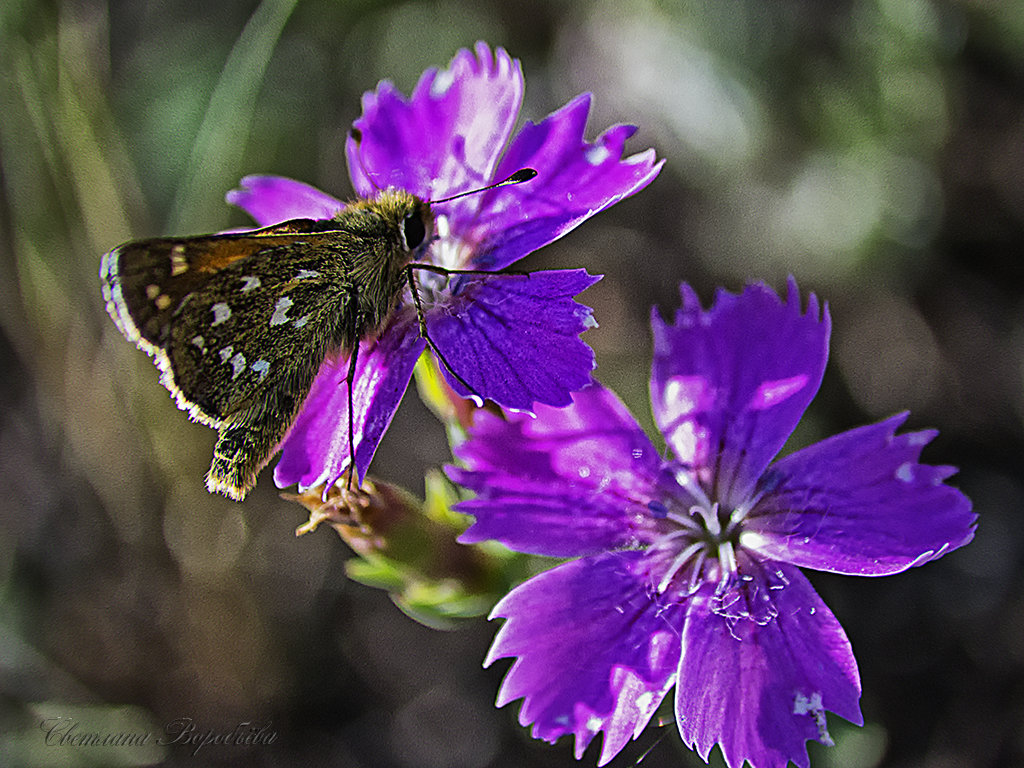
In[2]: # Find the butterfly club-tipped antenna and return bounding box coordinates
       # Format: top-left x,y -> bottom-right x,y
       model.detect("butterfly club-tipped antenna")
426,167 -> 538,205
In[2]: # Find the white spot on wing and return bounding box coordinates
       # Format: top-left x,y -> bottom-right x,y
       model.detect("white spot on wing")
191,335 -> 206,352
293,315 -> 310,329
230,352 -> 246,379
270,296 -> 293,326
219,346 -> 234,363
240,275 -> 261,292
211,302 -> 231,326
251,359 -> 270,381
295,269 -> 320,280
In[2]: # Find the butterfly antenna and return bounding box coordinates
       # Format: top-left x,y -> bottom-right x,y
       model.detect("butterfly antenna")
428,168 -> 537,205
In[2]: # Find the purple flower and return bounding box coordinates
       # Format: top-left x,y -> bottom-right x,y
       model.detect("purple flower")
225,42 -> 662,492
447,279 -> 975,768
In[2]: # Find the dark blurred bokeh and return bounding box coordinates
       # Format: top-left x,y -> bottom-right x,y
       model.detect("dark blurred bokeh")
0,1 -> 1020,766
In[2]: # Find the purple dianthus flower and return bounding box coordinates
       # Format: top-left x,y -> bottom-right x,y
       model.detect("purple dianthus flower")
226,42 -> 663,491
448,279 -> 975,768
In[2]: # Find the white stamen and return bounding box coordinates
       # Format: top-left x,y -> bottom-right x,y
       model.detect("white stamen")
727,488 -> 765,529
664,510 -> 703,534
658,541 -> 705,594
672,467 -> 713,509
695,502 -> 722,536
717,540 -> 738,577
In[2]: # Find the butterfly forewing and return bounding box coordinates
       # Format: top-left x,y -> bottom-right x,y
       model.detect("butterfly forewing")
101,223 -> 340,346
168,246 -> 355,421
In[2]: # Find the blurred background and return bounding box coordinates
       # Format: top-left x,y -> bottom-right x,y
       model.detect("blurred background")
0,0 -> 1020,766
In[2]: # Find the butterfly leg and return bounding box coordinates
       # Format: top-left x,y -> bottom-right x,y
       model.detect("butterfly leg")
404,265 -> 484,405
343,319 -> 360,491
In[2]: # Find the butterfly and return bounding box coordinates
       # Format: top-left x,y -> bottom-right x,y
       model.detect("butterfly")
100,169 -> 535,500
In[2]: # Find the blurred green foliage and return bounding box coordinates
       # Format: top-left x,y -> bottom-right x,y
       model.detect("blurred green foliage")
1,1 -> 1023,766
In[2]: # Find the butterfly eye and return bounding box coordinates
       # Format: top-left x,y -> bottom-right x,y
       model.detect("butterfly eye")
402,211 -> 427,251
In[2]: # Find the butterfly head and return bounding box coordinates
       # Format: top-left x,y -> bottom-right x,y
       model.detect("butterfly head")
364,189 -> 435,259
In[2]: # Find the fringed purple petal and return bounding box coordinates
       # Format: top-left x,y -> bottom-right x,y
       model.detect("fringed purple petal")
486,551 -> 683,766
744,414 -> 976,576
461,95 -> 664,271
274,310 -> 425,491
449,383 -> 663,556
650,278 -> 829,509
226,175 -> 344,226
676,560 -> 862,768
346,42 -> 522,201
425,269 -> 600,410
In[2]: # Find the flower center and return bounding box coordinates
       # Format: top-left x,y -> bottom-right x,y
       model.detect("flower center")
648,481 -> 764,599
